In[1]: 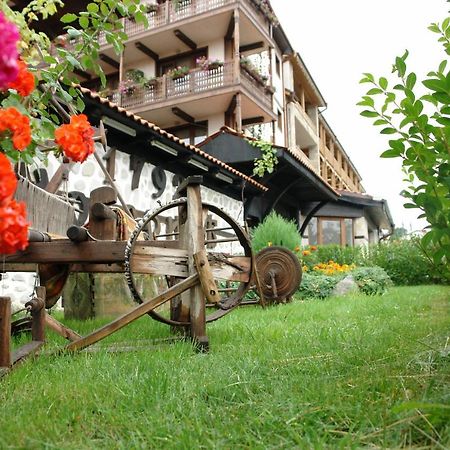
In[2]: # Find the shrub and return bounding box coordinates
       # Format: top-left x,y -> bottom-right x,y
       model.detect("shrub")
364,239 -> 441,285
351,266 -> 393,295
251,212 -> 301,253
297,273 -> 340,300
301,244 -> 363,271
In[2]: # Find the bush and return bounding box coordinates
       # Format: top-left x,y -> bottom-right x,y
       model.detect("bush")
251,212 -> 301,253
297,273 -> 340,300
351,266 -> 393,295
364,238 -> 441,285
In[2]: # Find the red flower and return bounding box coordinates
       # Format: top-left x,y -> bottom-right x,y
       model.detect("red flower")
6,60 -> 35,97
55,114 -> 94,162
0,152 -> 17,203
0,107 -> 32,151
0,198 -> 29,255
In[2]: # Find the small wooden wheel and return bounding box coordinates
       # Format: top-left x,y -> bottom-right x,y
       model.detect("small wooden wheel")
256,246 -> 302,303
125,198 -> 254,325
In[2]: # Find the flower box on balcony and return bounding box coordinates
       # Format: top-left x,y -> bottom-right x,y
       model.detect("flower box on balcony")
167,66 -> 190,80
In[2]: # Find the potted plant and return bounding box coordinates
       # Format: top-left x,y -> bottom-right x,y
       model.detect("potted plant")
125,68 -> 145,83
143,77 -> 158,88
167,66 -> 190,80
196,56 -> 223,71
119,80 -> 136,97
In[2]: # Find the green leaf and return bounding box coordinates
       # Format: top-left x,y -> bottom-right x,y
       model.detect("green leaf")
360,110 -> 378,118
406,73 -> 417,90
87,3 -> 99,13
381,127 -> 397,134
79,16 -> 90,29
61,13 -> 78,23
373,119 -> 388,126
380,149 -> 401,158
395,57 -> 407,77
379,77 -> 388,90
428,23 -> 440,33
367,88 -> 383,95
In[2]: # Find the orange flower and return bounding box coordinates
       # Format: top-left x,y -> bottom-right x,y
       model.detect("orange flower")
0,152 -> 17,203
0,107 -> 31,151
302,250 -> 311,256
310,245 -> 317,251
55,114 -> 94,162
7,60 -> 35,97
294,246 -> 300,252
0,198 -> 29,255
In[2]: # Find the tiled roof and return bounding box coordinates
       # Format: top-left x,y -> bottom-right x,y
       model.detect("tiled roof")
79,87 -> 268,192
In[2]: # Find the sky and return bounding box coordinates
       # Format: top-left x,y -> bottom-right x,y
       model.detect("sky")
270,0 -> 449,232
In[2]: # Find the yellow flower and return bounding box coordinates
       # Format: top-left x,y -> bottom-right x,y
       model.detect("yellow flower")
302,250 -> 311,256
267,241 -> 272,247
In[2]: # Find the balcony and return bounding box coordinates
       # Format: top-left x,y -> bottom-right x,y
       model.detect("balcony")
103,61 -> 272,112
95,0 -> 272,47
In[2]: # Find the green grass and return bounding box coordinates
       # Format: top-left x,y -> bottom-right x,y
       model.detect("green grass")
1,286 -> 449,449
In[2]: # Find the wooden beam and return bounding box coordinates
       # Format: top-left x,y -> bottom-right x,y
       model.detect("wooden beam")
172,107 -> 195,124
66,273 -> 200,352
99,53 -> 120,69
225,13 -> 235,40
225,94 -> 237,116
73,68 -> 91,80
239,41 -> 264,53
174,29 -> 197,50
135,42 -> 159,61
45,314 -> 81,342
242,116 -> 264,126
0,297 -> 11,368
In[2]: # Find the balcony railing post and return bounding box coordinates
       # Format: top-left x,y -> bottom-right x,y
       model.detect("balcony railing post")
162,74 -> 167,100
166,0 -> 171,24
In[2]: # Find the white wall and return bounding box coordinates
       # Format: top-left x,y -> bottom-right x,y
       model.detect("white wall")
207,38 -> 225,61
208,113 -> 225,135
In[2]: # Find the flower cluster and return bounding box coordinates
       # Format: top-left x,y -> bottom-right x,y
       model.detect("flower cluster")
0,12 -> 19,89
54,114 -> 95,162
0,107 -> 32,151
7,60 -> 35,97
250,0 -> 279,26
196,56 -> 223,71
167,65 -> 190,80
0,152 -> 28,255
310,260 -> 356,276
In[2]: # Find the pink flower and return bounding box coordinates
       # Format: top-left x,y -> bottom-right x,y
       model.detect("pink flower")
0,12 -> 20,89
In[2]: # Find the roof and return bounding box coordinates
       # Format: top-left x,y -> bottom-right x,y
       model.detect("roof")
336,190 -> 395,230
79,87 -> 268,192
199,126 -> 338,197
200,127 -> 340,205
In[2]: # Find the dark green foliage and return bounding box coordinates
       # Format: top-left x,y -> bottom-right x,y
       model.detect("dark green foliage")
351,266 -> 393,295
297,272 -> 340,299
251,212 -> 301,253
365,238 -> 444,285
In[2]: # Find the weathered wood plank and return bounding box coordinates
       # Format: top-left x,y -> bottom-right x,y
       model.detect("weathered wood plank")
5,240 -> 182,264
194,250 -> 220,304
0,297 -> 11,368
45,313 -> 81,341
12,340 -> 43,365
66,273 -> 199,352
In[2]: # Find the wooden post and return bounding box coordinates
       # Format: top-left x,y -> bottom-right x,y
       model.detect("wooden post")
233,8 -> 240,84
174,177 -> 208,350
89,186 -> 117,240
236,92 -> 242,133
0,297 -> 11,368
31,286 -> 46,342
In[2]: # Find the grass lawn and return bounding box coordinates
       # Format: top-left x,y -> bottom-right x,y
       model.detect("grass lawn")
1,285 -> 449,449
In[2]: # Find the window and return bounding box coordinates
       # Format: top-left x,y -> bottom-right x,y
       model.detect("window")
158,48 -> 207,76
277,110 -> 283,131
308,217 -> 354,246
275,55 -> 281,77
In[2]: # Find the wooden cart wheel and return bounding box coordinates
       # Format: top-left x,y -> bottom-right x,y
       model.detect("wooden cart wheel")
124,198 -> 254,325
255,246 -> 302,303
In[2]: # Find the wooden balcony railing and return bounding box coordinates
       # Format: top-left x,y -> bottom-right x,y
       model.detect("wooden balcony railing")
104,61 -> 272,111
95,0 -> 270,46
